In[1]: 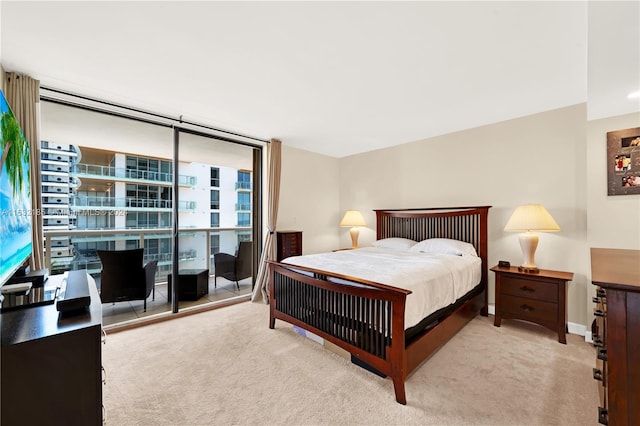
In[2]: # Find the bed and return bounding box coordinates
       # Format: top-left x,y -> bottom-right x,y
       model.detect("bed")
268,206 -> 491,404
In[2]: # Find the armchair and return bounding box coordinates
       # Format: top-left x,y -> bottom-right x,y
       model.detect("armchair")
97,249 -> 157,312
213,241 -> 252,290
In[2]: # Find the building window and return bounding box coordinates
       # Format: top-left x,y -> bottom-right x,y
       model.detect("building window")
210,234 -> 220,255
238,233 -> 251,242
210,190 -> 220,210
237,170 -> 251,190
237,213 -> 250,227
236,192 -> 250,211
211,212 -> 220,228
210,167 -> 220,187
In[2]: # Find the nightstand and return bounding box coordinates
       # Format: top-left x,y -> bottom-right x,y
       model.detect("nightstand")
491,265 -> 574,344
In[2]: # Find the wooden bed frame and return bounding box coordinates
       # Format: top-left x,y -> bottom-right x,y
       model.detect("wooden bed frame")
268,206 -> 491,404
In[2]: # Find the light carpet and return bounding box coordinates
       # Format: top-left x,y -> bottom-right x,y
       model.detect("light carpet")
103,302 -> 598,425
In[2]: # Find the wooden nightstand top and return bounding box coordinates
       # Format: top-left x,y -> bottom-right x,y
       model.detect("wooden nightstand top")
490,265 -> 574,282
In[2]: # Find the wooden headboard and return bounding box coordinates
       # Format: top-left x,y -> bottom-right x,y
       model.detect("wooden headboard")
375,206 -> 491,294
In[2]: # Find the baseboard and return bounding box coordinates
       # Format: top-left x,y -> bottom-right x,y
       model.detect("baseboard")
488,304 -> 590,341
568,322 -> 587,337
584,331 -> 593,343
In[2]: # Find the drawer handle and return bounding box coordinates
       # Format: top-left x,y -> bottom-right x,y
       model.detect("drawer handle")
519,286 -> 535,293
520,304 -> 534,312
594,309 -> 605,317
598,407 -> 608,425
597,348 -> 608,361
593,368 -> 603,381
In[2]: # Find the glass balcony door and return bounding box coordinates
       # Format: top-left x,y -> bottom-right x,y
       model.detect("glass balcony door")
40,96 -> 263,326
172,130 -> 259,311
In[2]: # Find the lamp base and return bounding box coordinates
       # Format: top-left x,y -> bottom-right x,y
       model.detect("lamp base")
349,227 -> 360,249
518,266 -> 540,274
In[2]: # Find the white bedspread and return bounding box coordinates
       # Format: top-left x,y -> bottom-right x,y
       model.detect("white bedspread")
282,247 -> 482,329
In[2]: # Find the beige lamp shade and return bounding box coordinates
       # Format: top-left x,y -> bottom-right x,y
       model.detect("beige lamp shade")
504,204 -> 560,273
339,210 -> 367,227
504,204 -> 560,233
340,210 -> 367,248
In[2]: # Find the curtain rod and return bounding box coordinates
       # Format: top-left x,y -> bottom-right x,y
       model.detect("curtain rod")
40,85 -> 270,144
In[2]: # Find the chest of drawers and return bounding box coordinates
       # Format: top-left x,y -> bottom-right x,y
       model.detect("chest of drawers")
276,230 -> 302,261
591,248 -> 640,426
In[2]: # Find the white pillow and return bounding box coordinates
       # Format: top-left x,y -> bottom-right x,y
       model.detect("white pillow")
409,238 -> 478,257
371,237 -> 417,251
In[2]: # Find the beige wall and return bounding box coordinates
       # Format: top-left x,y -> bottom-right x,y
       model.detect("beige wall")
337,104 -> 589,326
277,145 -> 340,255
281,105 -> 638,329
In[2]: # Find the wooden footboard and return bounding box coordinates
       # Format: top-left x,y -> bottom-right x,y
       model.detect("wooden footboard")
268,206 -> 490,404
268,261 -> 412,404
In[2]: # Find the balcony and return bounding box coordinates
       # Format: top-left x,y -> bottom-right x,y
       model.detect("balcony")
235,181 -> 252,191
43,226 -> 254,327
235,203 -> 252,211
72,163 -> 195,187
69,197 -> 196,211
178,175 -> 197,187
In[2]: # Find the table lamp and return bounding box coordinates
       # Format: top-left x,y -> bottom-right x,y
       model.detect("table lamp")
504,204 -> 560,273
340,210 -> 367,248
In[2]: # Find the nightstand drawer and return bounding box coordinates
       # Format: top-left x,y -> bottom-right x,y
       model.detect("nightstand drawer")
501,277 -> 558,303
501,295 -> 557,323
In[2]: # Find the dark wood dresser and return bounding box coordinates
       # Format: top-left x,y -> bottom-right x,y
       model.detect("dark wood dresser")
1,273 -> 103,425
492,265 -> 573,343
276,230 -> 302,261
591,248 -> 640,426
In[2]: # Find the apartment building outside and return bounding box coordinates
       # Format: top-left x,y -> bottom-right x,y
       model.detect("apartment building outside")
40,141 -> 252,283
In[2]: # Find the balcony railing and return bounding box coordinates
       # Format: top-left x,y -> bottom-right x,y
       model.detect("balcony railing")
235,181 -> 252,191
235,203 -> 252,211
43,226 -> 253,278
178,175 -> 197,187
72,163 -> 196,186
68,197 -> 196,211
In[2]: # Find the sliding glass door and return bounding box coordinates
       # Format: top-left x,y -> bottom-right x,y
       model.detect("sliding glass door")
173,130 -> 260,312
39,96 -> 262,325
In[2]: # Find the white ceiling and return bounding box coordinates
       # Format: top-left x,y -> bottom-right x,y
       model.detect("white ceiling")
1,2 -> 638,158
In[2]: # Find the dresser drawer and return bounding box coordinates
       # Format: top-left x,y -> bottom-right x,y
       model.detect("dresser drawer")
501,276 -> 558,303
501,295 -> 557,323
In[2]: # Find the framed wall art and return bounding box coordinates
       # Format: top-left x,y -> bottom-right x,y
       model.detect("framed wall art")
607,127 -> 640,195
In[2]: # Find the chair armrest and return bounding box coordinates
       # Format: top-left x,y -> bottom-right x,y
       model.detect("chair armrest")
143,260 -> 158,296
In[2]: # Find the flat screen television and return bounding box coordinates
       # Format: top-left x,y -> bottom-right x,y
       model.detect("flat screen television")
0,89 -> 33,287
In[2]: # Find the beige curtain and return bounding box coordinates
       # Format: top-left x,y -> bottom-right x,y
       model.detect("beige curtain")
5,72 -> 44,271
251,139 -> 282,304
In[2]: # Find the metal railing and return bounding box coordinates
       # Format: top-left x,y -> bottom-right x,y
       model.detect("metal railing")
43,226 -> 252,277
68,197 -> 196,211
72,163 -> 196,186
235,181 -> 252,190
235,203 -> 252,211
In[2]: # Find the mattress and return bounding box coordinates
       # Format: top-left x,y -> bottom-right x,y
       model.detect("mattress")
282,247 -> 482,329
